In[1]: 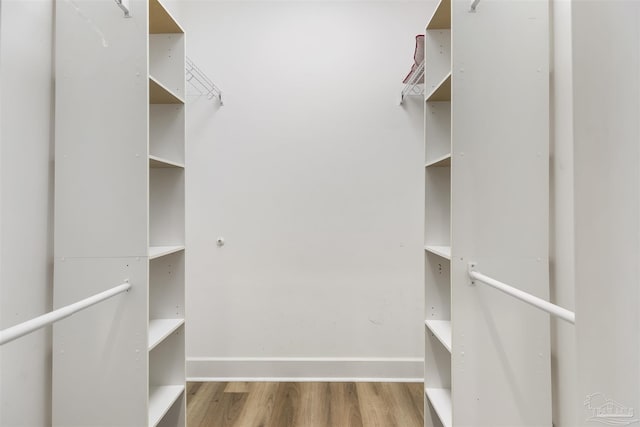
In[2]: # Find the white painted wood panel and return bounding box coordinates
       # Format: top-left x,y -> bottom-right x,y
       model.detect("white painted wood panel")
150,155 -> 185,169
426,73 -> 451,102
425,320 -> 452,352
150,168 -> 185,247
150,251 -> 185,319
155,393 -> 186,427
149,318 -> 185,351
425,167 -> 451,247
149,386 -> 184,427
425,102 -> 451,166
149,34 -> 185,100
149,245 -> 185,259
450,0 -> 550,425
425,252 -> 451,320
425,331 -> 451,390
150,105 -> 185,164
425,388 -> 452,427
150,325 -> 185,387
425,245 -> 451,260
54,1 -> 187,425
150,76 -> 185,104
52,257 -> 148,426
425,401 -> 446,427
54,0 -> 148,258
424,30 -> 451,95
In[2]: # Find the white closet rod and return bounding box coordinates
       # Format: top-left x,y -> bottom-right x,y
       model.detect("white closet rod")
0,282 -> 132,346
468,263 -> 575,324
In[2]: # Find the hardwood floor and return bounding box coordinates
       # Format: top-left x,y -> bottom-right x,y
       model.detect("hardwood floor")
187,382 -> 424,427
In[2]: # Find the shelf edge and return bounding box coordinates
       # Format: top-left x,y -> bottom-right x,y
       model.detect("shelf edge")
149,246 -> 185,260
425,388 -> 453,427
148,318 -> 185,351
425,153 -> 452,168
149,155 -> 185,169
425,72 -> 452,103
149,75 -> 185,105
424,245 -> 451,260
148,385 -> 185,427
425,320 -> 452,352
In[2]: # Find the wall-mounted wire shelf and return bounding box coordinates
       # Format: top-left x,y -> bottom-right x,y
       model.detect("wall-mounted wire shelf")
186,57 -> 223,105
400,59 -> 425,104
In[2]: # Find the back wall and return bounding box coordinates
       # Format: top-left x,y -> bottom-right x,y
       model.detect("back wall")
178,0 -> 430,380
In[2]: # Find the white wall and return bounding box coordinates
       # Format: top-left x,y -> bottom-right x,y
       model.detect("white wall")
0,1 -> 55,425
549,0 -> 577,425
179,0 -> 429,380
573,0 -> 640,423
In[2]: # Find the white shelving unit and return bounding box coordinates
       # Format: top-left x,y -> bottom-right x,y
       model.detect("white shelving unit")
423,0 -> 551,425
52,0 -> 186,425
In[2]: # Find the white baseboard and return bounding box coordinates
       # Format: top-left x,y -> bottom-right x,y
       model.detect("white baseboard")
186,357 -> 423,382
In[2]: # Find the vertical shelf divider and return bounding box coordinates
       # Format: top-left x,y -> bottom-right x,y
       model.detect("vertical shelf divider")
423,1 -> 452,426
148,0 -> 186,426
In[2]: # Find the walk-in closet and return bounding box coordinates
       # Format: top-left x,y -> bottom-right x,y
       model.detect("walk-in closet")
1,0 -> 638,426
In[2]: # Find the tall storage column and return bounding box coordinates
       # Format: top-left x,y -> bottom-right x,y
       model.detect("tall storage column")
423,0 -> 551,425
148,2 -> 187,424
53,1 -> 186,425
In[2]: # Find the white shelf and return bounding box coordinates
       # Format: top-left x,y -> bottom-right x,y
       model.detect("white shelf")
149,75 -> 185,105
148,319 -> 184,351
149,245 -> 185,260
148,385 -> 184,427
425,320 -> 452,352
149,0 -> 184,34
149,155 -> 184,169
426,0 -> 450,30
425,388 -> 452,427
426,153 -> 451,168
426,72 -> 451,102
425,245 -> 451,260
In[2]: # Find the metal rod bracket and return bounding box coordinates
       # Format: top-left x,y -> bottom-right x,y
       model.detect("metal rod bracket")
468,262 -> 477,285
114,0 -> 131,17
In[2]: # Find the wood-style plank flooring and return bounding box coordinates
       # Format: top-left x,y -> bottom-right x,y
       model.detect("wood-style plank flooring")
187,382 -> 424,427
